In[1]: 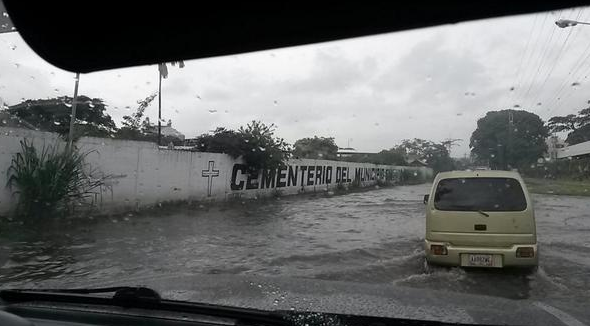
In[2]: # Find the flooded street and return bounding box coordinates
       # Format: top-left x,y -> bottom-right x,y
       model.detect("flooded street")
1,184 -> 590,305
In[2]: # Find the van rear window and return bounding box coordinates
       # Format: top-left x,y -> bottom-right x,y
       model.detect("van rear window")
434,178 -> 527,212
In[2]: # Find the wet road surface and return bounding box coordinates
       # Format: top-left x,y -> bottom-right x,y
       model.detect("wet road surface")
1,183 -> 589,304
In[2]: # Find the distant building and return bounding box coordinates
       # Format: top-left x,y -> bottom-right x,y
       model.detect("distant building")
146,119 -> 185,141
336,147 -> 375,159
556,140 -> 590,159
546,135 -> 566,160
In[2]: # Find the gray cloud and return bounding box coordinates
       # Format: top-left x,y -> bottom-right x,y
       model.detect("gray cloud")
2,7 -> 590,157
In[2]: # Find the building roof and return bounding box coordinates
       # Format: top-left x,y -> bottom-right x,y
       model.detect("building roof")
556,140 -> 590,159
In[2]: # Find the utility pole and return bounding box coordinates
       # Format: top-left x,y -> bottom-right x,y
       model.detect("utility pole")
158,69 -> 162,146
507,110 -> 514,170
67,72 -> 80,149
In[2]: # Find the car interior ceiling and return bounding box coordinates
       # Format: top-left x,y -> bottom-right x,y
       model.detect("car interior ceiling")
3,1 -> 590,73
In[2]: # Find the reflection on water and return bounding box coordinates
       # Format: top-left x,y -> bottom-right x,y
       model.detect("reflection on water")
1,184 -> 589,302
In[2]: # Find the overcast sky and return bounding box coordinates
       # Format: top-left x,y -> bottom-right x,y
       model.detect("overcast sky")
2,7 -> 590,157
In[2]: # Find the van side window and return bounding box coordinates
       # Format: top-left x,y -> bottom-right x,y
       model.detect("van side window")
434,178 -> 527,212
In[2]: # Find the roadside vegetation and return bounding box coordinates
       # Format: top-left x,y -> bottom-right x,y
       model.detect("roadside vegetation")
524,178 -> 590,197
6,140 -> 106,219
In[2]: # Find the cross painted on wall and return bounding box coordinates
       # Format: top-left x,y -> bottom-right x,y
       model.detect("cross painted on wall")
202,161 -> 220,197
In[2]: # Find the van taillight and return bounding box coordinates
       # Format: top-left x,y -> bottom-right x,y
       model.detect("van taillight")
516,247 -> 535,258
431,245 -> 447,255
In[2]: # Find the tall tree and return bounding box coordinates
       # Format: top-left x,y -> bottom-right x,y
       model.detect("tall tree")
549,107 -> 590,145
372,148 -> 407,165
7,96 -> 116,138
470,109 -> 548,170
292,136 -> 339,160
193,121 -> 290,172
116,93 -> 158,140
398,138 -> 455,173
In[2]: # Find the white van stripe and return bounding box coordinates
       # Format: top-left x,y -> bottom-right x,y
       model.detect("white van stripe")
533,302 -> 587,326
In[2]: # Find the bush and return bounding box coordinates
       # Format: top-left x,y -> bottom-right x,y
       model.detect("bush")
193,121 -> 290,172
6,139 -> 105,218
400,169 -> 424,184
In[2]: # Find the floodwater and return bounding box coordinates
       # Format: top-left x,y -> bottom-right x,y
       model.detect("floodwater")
1,184 -> 589,304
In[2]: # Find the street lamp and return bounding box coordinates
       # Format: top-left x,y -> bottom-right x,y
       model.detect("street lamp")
555,19 -> 590,28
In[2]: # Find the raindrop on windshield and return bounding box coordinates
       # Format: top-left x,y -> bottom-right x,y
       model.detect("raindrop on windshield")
491,154 -> 496,158
374,122 -> 380,126
224,110 -> 229,113
425,75 -> 432,82
1,119 -> 6,124
14,63 -> 20,68
513,104 -> 520,108
124,106 -> 130,109
456,112 -> 463,116
53,121 -> 61,125
510,86 -> 515,91
64,103 -> 72,108
10,45 -> 16,50
260,147 -> 266,151
54,89 -> 59,93
537,102 -> 542,106
208,109 -> 217,113
274,100 -> 278,106
572,82 -> 581,87
175,109 -> 179,113
196,94 -> 202,100
2,12 -> 8,17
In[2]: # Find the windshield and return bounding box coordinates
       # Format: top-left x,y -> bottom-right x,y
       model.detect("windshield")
1,3 -> 590,326
434,178 -> 527,211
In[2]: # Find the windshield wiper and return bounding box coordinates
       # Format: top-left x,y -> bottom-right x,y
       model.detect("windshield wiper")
477,210 -> 490,217
0,287 -> 289,325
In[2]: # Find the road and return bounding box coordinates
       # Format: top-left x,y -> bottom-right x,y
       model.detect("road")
0,184 -> 589,309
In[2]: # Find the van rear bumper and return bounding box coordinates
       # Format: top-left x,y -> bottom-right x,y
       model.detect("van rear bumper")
424,239 -> 538,268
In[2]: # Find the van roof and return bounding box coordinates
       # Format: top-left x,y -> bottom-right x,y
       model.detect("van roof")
436,170 -> 523,180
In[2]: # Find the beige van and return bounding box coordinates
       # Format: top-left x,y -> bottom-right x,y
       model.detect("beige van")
424,170 -> 538,268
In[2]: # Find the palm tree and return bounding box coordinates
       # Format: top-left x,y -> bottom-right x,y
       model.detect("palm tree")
157,61 -> 184,145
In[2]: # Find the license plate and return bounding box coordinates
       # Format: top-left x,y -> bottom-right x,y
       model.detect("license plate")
467,254 -> 493,267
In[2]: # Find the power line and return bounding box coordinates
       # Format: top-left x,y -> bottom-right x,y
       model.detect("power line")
528,10 -> 580,110
543,8 -> 590,115
500,13 -> 539,110
520,10 -> 562,106
510,13 -> 548,109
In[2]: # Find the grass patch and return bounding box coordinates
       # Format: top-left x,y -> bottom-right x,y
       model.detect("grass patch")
524,178 -> 590,196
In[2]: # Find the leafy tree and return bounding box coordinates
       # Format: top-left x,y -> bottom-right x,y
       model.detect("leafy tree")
470,109 -> 548,170
7,96 -> 116,138
372,148 -> 407,165
549,108 -> 590,145
292,136 -> 339,160
193,121 -> 290,171
116,93 -> 157,140
191,127 -> 245,154
398,138 -> 455,173
548,114 -> 579,133
566,124 -> 590,145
